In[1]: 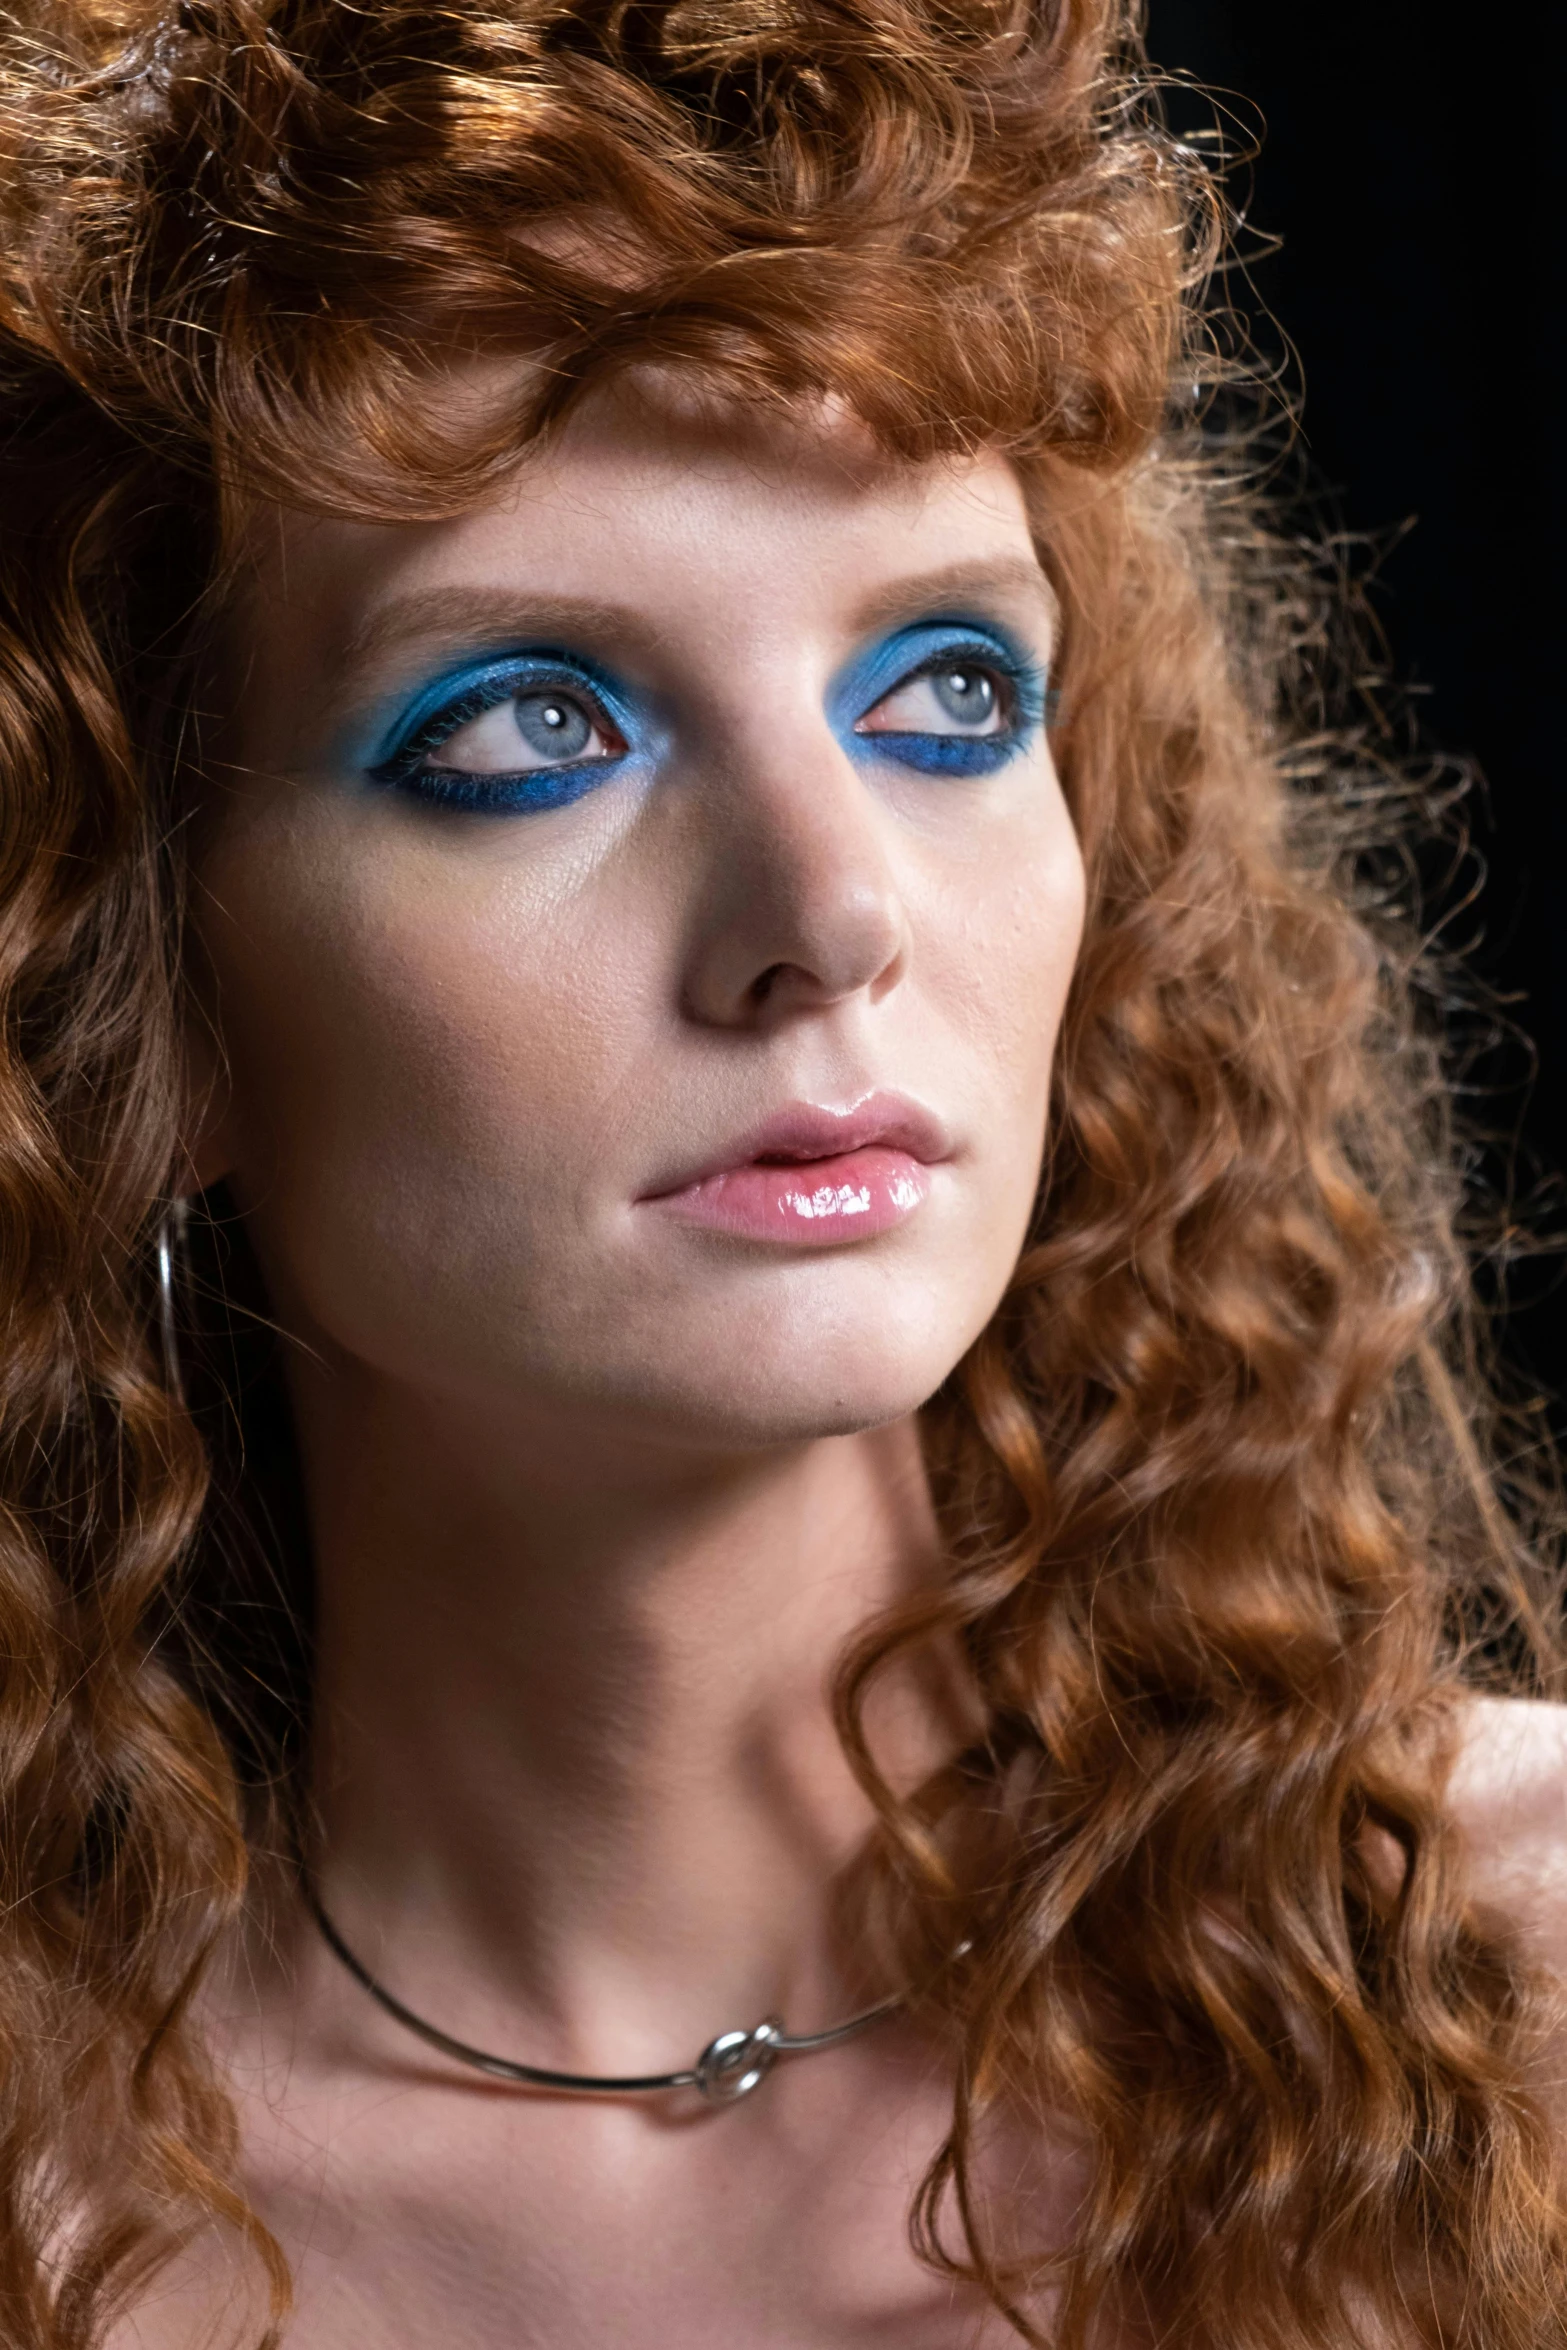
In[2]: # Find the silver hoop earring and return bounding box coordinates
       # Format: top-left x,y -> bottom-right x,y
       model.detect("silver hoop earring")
156,1196 -> 191,1403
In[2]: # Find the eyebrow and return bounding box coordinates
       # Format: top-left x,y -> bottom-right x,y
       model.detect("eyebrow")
846,556 -> 1060,645
338,590 -> 666,683
333,553 -> 1059,704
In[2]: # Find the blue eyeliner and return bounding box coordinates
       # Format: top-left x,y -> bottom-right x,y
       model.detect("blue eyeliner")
358,612 -> 1048,819
364,649 -> 644,814
834,617 -> 1048,780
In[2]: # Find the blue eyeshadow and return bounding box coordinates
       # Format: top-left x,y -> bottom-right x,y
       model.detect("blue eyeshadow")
832,617 -> 1048,779
355,611 -> 1049,819
362,648 -> 644,813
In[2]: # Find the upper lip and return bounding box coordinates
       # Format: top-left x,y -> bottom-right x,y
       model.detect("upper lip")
641,1092 -> 954,1198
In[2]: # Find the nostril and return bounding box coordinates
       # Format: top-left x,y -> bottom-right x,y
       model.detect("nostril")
749,962 -> 785,1005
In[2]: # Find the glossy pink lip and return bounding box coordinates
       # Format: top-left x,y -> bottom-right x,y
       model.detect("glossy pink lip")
642,1096 -> 949,1247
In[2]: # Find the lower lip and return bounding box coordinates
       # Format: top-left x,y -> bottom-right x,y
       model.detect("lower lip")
651,1146 -> 932,1245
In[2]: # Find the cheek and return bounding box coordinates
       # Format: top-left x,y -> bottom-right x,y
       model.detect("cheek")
917,777 -> 1085,1129
190,760 -> 1085,1421
195,802 -> 652,1329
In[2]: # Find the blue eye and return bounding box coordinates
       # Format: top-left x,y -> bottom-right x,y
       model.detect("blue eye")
927,667 -> 1000,726
847,624 -> 1047,778
368,654 -> 632,813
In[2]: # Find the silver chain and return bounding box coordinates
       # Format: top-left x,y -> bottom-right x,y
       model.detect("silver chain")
304,1880 -> 903,2105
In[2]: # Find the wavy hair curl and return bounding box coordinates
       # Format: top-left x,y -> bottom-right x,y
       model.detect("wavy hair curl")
0,0 -> 1562,2343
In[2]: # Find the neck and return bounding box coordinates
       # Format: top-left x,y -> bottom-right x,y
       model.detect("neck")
294,1364 -> 950,2071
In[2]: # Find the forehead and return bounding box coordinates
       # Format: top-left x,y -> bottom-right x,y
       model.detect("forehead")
214,378 -> 1056,781
234,376 -> 1048,649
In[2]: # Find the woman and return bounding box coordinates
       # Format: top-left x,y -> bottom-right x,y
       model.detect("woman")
0,1 -> 1561,2344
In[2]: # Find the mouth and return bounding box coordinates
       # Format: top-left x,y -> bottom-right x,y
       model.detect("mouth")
640,1094 -> 950,1248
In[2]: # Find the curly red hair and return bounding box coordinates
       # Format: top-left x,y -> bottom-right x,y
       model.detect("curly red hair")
0,1 -> 1562,2343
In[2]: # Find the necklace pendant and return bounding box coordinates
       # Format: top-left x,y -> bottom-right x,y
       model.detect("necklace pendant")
694,2017 -> 783,2103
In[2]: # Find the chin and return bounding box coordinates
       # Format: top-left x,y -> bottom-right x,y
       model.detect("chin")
589,1302 -> 978,1451
663,1373 -> 940,1450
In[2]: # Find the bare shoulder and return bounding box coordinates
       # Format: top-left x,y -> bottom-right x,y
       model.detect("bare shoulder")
1446,1694 -> 1567,1969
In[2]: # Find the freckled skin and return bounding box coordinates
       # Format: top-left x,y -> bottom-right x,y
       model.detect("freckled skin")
193,395 -> 1084,1455
137,388 -> 1100,2350
120,385 -> 1567,2350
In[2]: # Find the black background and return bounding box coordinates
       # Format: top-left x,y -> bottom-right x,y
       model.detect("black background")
1145,1 -> 1567,1406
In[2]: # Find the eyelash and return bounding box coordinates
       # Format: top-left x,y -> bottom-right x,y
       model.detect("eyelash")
850,640 -> 1047,779
366,634 -> 1046,813
367,659 -> 626,814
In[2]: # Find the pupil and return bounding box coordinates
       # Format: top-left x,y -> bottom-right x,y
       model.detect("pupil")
515,690 -> 593,760
933,666 -> 997,726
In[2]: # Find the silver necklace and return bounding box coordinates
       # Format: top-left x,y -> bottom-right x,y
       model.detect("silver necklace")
304,1881 -> 904,2104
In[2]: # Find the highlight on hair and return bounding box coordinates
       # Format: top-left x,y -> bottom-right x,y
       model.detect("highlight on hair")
0,0 -> 1561,2343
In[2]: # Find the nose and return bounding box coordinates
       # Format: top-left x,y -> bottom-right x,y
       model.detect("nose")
676,718 -> 910,1030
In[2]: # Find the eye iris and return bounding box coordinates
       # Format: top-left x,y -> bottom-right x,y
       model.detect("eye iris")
515,690 -> 592,759
931,667 -> 997,727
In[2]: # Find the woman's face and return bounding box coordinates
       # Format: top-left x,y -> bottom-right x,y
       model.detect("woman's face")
194,384 -> 1085,1454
